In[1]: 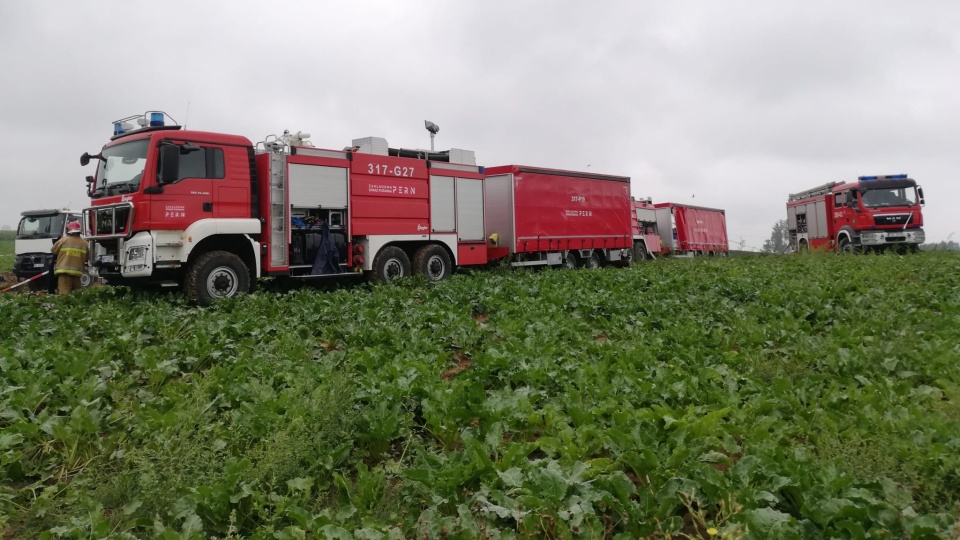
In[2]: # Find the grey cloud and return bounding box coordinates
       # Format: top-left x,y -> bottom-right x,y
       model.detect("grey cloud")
0,0 -> 957,244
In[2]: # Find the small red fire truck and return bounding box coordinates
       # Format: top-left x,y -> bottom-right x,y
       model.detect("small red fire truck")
786,174 -> 926,253
80,112 -> 635,304
652,203 -> 729,256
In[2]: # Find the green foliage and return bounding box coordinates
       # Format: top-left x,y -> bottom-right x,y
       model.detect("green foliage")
2,252 -> 960,539
0,229 -> 14,272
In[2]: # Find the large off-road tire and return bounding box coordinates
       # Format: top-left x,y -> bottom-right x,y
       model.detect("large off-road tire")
186,250 -> 250,306
620,247 -> 634,266
412,244 -> 452,282
563,252 -> 578,269
633,242 -> 648,262
371,246 -> 411,283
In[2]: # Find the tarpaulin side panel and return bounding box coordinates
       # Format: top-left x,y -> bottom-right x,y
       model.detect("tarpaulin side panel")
488,166 -> 631,254
673,205 -> 729,252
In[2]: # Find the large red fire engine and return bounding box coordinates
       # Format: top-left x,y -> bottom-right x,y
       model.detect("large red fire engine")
786,174 -> 926,253
80,112 -> 636,304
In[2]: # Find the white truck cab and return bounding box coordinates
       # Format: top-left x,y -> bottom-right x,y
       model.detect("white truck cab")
13,209 -> 82,289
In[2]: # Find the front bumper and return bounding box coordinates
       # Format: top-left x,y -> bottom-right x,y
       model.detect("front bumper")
13,253 -> 53,278
859,228 -> 925,246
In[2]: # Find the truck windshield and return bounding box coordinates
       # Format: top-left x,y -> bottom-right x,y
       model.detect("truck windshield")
92,139 -> 149,198
861,186 -> 918,208
17,214 -> 66,239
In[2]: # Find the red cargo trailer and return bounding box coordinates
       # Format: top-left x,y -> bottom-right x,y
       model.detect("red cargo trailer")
654,203 -> 728,256
484,165 -> 634,268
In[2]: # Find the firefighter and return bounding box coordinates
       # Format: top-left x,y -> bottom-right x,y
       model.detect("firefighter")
50,221 -> 89,294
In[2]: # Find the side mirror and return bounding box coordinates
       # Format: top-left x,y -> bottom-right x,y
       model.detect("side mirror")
917,187 -> 925,206
80,152 -> 103,166
180,142 -> 201,155
158,144 -> 180,185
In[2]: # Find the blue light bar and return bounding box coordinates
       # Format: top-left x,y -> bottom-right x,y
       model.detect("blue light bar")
149,112 -> 164,127
113,122 -> 125,136
859,174 -> 909,181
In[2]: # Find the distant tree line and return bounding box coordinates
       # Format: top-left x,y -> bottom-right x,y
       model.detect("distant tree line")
920,240 -> 960,251
762,220 -> 790,254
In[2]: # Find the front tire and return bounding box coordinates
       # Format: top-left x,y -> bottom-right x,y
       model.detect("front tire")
633,242 -> 649,262
186,251 -> 250,306
412,244 -> 452,282
838,237 -> 858,255
372,246 -> 411,282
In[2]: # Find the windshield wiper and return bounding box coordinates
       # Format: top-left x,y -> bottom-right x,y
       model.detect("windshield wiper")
106,182 -> 138,195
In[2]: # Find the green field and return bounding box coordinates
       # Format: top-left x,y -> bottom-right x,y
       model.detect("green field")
0,230 -> 13,274
1,253 -> 958,539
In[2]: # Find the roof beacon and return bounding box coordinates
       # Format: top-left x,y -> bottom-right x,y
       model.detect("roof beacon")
111,111 -> 178,137
858,174 -> 908,182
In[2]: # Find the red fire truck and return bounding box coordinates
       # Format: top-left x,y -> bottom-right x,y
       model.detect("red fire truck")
79,112 -> 635,304
652,203 -> 729,256
631,197 -> 662,260
786,174 -> 926,253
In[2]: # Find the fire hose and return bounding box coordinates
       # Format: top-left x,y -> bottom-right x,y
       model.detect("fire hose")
0,270 -> 50,293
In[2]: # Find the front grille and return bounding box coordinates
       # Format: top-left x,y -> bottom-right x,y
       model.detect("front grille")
84,203 -> 134,239
874,214 -> 912,226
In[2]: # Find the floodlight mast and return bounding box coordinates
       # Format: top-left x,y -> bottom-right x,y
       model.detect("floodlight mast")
424,120 -> 439,151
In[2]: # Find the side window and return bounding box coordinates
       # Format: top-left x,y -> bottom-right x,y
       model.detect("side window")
178,147 -> 226,181
834,192 -> 843,208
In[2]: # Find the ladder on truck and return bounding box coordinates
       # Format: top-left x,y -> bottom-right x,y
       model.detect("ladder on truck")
788,182 -> 838,202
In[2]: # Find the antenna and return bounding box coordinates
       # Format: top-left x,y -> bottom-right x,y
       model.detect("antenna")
184,102 -> 190,130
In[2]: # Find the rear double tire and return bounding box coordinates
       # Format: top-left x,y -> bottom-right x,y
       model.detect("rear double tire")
372,246 -> 411,282
412,244 -> 452,282
186,250 -> 251,306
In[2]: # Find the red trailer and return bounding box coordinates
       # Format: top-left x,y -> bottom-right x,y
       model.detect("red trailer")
483,166 -> 634,268
653,203 -> 729,256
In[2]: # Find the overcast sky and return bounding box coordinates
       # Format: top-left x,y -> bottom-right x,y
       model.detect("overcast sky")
2,1 -> 958,247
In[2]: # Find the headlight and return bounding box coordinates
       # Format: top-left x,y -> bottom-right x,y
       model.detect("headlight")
127,246 -> 147,261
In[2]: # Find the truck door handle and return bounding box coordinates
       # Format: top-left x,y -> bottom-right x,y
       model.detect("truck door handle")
203,202 -> 213,212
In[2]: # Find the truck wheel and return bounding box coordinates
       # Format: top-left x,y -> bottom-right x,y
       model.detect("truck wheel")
563,252 -> 578,269
585,251 -> 601,269
413,244 -> 451,282
838,238 -> 858,255
372,246 -> 411,282
28,275 -> 50,292
620,247 -> 634,266
633,243 -> 648,262
186,250 -> 250,306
